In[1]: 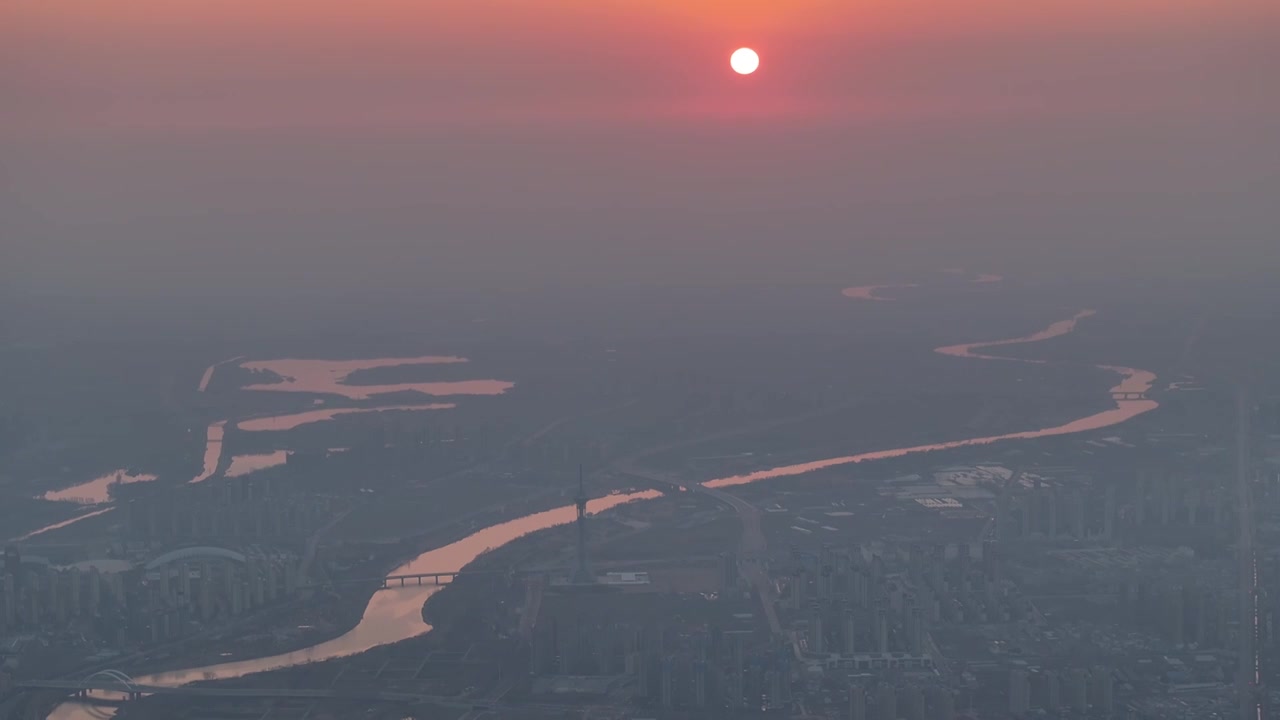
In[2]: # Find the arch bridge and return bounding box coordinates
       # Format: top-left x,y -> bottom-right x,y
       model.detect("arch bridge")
144,546 -> 245,570
84,669 -> 138,690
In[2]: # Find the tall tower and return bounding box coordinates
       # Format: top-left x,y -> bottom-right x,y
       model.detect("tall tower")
1237,386 -> 1259,720
573,465 -> 593,584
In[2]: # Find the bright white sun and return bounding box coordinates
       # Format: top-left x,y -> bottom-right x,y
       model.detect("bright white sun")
730,47 -> 759,75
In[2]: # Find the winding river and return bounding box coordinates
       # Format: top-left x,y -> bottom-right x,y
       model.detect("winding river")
705,309 -> 1157,488
49,305 -> 1158,719
48,492 -> 660,720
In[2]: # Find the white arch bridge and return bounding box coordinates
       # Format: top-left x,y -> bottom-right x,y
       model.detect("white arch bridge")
143,546 -> 246,570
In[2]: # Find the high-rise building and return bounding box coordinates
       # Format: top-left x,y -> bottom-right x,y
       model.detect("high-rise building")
728,630 -> 748,708
0,574 -> 14,629
634,643 -> 650,697
929,687 -> 955,720
792,570 -> 807,610
49,574 -> 63,624
766,669 -> 782,709
572,465 -> 593,584
874,606 -> 889,652
982,539 -> 1000,581
720,551 -> 739,595
88,568 -> 101,615
996,491 -> 1011,541
1047,488 -> 1059,538
659,656 -> 674,708
852,568 -> 869,608
3,546 -> 19,585
907,607 -> 926,654
1167,588 -> 1186,646
1072,489 -> 1087,537
1104,485 -> 1116,539
1009,669 -> 1030,715
1090,666 -> 1114,714
903,542 -> 920,575
843,609 -> 857,655
1020,493 -> 1033,537
902,685 -> 926,720
1157,476 -> 1172,525
876,682 -> 897,720
26,588 -> 40,625
1065,668 -> 1090,711
818,547 -> 834,600
849,684 -> 867,720
1045,670 -> 1061,710
810,611 -> 825,654
1135,470 -> 1148,525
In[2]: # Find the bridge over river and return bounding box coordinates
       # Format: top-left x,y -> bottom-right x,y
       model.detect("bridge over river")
43,304 -> 1162,720
308,567 -> 519,590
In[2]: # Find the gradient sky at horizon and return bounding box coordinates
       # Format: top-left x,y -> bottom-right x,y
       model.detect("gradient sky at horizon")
4,1 -> 1277,296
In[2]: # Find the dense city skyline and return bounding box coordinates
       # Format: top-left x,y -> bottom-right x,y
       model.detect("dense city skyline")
3,4 -> 1278,720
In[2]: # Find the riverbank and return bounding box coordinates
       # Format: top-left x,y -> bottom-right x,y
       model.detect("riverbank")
36,487 -> 581,720
43,305 -> 1163,720
141,488 -> 573,677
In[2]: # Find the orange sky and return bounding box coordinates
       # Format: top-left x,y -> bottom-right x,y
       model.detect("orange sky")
4,1 -> 1277,294
5,0 -> 1275,132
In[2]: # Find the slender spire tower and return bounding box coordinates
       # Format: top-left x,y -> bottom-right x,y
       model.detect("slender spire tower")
1237,386 -> 1261,720
573,464 -> 593,584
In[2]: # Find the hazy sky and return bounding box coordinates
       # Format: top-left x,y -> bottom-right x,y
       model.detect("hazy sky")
4,1 -> 1277,297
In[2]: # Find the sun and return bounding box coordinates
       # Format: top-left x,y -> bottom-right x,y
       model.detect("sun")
730,48 -> 759,75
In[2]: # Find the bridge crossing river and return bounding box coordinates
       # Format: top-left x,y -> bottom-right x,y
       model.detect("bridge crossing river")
47,302 -> 1159,720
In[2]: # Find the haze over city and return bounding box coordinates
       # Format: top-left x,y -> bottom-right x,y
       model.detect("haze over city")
5,0 -> 1279,302
2,3 -> 1279,720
